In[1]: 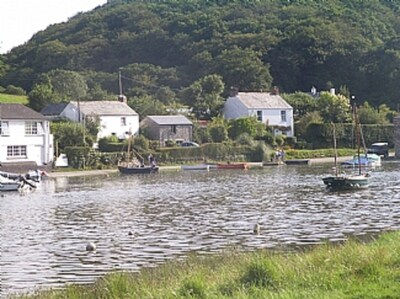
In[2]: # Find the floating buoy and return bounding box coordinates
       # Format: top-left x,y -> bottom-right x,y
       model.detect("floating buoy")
86,242 -> 96,251
253,223 -> 261,235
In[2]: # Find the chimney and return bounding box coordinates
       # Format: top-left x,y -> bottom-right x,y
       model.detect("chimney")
229,86 -> 239,97
118,94 -> 127,104
270,86 -> 279,95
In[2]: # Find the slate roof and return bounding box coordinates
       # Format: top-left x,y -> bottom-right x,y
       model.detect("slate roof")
71,101 -> 138,116
234,92 -> 292,109
146,115 -> 193,125
0,103 -> 46,120
40,102 -> 70,116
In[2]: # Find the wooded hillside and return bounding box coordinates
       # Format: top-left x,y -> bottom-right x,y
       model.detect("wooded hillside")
1,0 -> 400,109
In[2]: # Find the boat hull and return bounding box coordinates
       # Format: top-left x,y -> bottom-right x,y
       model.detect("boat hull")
181,164 -> 210,171
0,182 -> 21,192
216,163 -> 248,170
118,166 -> 159,174
322,175 -> 369,191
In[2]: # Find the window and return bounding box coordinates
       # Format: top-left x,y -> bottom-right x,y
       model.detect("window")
25,121 -> 38,135
281,111 -> 287,122
121,117 -> 126,126
171,125 -> 177,134
7,145 -> 27,158
0,121 -> 10,135
256,111 -> 262,122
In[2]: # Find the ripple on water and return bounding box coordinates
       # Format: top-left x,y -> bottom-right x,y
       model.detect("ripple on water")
2,163 -> 400,296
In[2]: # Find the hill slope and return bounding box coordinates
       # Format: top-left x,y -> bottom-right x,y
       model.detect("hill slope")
1,0 -> 400,107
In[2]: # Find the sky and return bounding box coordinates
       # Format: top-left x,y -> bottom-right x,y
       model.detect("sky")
0,0 -> 108,54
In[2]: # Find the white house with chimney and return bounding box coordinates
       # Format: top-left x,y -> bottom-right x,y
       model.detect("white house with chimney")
223,88 -> 294,137
0,103 -> 54,167
73,100 -> 139,140
42,99 -> 139,141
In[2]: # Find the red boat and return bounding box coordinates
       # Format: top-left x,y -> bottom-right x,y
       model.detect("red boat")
216,163 -> 248,170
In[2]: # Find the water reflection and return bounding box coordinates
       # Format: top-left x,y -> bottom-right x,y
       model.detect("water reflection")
1,162 -> 400,296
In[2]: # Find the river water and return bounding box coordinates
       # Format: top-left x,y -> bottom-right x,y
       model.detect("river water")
1,162 -> 400,297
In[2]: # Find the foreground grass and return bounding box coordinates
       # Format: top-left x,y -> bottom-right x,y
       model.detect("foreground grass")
0,93 -> 28,104
17,231 -> 400,299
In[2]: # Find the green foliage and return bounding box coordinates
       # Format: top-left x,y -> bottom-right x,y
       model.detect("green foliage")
5,85 -> 26,95
132,135 -> 149,151
358,102 -> 393,124
209,124 -> 228,143
98,136 -> 121,152
282,92 -> 317,119
295,111 -> 323,139
179,277 -> 207,299
316,91 -> 351,123
180,74 -> 225,119
193,125 -> 211,144
4,0 -> 400,111
305,123 -> 394,149
51,121 -> 93,150
241,258 -> 278,288
229,117 -> 266,140
63,146 -> 92,168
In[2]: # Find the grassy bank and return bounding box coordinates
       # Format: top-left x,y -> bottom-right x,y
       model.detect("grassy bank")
18,231 -> 400,299
0,93 -> 28,104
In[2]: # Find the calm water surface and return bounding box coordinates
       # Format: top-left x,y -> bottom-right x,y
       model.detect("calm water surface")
1,162 -> 400,297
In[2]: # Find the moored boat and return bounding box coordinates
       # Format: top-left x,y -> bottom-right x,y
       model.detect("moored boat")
0,176 -> 22,192
341,153 -> 381,167
118,162 -> 159,174
323,173 -> 369,191
181,164 -> 210,171
216,163 -> 248,170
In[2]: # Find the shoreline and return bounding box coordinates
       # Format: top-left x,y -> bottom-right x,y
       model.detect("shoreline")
46,157 -> 352,179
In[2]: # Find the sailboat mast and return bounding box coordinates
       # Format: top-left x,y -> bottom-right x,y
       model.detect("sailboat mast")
332,123 -> 338,176
353,104 -> 362,175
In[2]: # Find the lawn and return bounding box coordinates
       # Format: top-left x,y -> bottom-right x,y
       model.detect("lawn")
0,93 -> 28,104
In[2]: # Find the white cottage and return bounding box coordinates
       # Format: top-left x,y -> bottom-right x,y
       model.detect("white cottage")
73,100 -> 139,140
223,90 -> 294,137
0,103 -> 54,167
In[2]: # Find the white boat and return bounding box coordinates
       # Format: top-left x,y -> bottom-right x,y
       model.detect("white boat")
181,164 -> 210,171
0,176 -> 22,192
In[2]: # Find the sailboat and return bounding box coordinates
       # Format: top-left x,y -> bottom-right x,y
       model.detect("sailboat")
117,135 -> 158,174
322,105 -> 369,191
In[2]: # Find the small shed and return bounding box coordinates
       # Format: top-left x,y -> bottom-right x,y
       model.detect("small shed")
140,115 -> 193,146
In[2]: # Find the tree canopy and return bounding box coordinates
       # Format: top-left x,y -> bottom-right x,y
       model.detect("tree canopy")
2,0 -> 400,110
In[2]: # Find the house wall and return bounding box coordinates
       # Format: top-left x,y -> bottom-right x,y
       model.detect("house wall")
158,125 -> 192,146
61,103 -> 80,121
0,119 -> 54,166
97,115 -> 139,140
223,98 -> 294,137
248,108 -> 294,137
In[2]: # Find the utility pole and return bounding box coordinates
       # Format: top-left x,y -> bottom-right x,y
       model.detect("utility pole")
119,68 -> 123,96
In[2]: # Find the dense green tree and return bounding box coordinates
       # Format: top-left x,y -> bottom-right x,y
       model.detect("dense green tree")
48,69 -> 88,101
51,121 -> 93,150
214,47 -> 272,92
28,78 -> 58,111
2,0 -> 400,109
282,92 -> 317,119
128,95 -> 166,119
358,102 -> 393,125
180,74 -> 225,119
316,92 -> 351,123
228,117 -> 266,140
